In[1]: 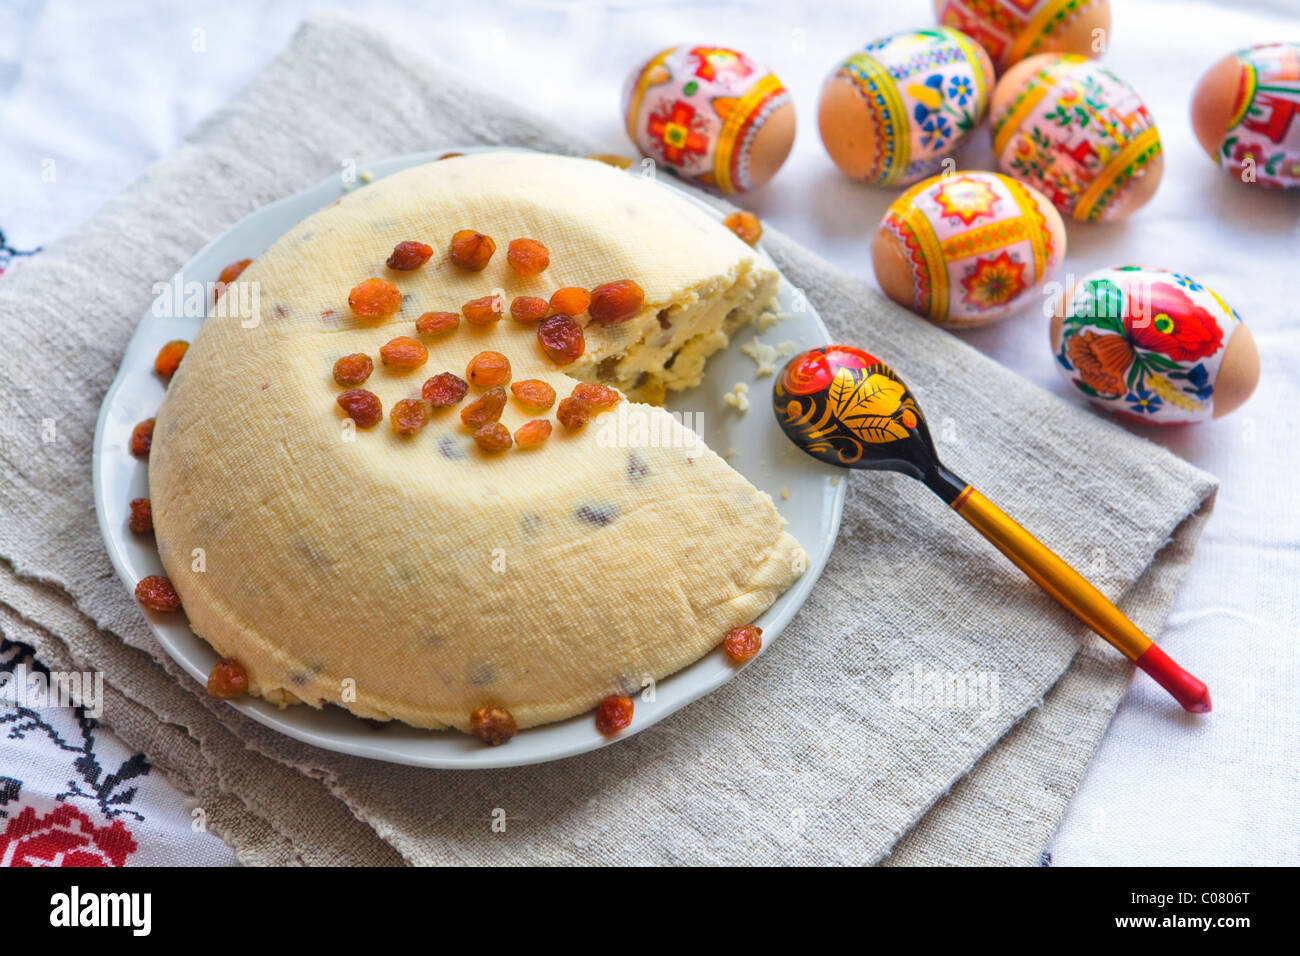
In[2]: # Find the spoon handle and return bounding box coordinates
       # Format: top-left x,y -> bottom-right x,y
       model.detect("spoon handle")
949,485 -> 1211,714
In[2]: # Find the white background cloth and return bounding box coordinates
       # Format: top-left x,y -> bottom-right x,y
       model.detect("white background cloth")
1,0 -> 1296,866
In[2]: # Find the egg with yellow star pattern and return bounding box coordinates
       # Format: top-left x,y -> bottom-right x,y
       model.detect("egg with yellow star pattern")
622,44 -> 795,193
872,170 -> 1066,327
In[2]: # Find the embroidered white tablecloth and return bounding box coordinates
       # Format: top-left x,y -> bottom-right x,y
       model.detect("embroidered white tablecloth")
1,0 -> 1296,866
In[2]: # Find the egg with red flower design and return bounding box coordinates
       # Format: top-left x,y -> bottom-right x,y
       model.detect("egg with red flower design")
873,170 -> 1066,327
1192,43 -> 1300,190
622,45 -> 795,193
1051,266 -> 1259,424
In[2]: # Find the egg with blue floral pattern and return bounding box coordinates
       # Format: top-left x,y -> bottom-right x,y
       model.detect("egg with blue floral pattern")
1051,267 -> 1259,425
622,45 -> 795,193
819,28 -> 995,186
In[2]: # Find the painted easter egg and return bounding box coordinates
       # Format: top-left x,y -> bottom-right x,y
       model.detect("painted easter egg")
623,45 -> 795,193
872,170 -> 1066,327
934,0 -> 1111,74
818,28 -> 995,186
1192,43 -> 1300,190
1051,267 -> 1260,425
990,54 -> 1162,220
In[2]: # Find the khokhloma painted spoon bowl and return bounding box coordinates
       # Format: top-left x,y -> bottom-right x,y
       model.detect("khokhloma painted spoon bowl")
773,344 -> 1210,713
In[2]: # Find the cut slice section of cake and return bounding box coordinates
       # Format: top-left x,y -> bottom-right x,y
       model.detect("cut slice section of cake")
148,151 -> 804,733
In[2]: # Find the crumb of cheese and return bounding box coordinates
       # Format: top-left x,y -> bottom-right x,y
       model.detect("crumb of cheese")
780,486 -> 790,500
740,338 -> 801,377
724,381 -> 751,413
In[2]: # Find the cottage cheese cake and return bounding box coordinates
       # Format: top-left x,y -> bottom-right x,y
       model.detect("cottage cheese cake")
147,151 -> 805,734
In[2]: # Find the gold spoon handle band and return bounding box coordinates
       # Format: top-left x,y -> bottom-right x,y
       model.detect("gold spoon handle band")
949,486 -> 1152,661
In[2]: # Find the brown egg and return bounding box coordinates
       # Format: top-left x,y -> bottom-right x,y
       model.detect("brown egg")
622,45 -> 794,193
1049,267 -> 1259,424
818,28 -> 994,186
873,171 -> 1066,327
1191,43 -> 1300,189
990,54 -> 1162,220
934,0 -> 1112,74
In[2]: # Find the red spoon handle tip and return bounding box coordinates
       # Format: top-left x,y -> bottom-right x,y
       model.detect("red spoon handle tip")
1135,644 -> 1212,713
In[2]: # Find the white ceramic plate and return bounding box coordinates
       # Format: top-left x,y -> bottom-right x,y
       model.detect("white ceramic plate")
92,147 -> 846,768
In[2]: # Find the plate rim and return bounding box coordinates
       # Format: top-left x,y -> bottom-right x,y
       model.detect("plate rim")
92,146 -> 846,769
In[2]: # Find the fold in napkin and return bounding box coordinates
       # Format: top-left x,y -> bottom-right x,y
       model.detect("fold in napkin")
0,14 -> 1216,865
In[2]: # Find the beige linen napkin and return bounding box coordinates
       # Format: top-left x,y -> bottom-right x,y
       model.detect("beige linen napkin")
0,14 -> 1216,865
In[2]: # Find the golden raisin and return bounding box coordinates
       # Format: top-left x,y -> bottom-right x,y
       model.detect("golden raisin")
130,418 -> 155,458
460,387 -> 507,428
218,258 -> 251,284
595,695 -> 634,735
134,574 -> 181,612
462,294 -> 504,325
549,286 -> 590,317
337,389 -> 383,428
154,340 -> 188,379
537,314 -> 585,364
510,295 -> 549,323
473,422 -> 513,452
510,379 -> 556,410
128,497 -> 153,534
572,382 -> 621,410
506,238 -> 549,277
722,625 -> 763,662
449,230 -> 495,271
423,372 -> 469,407
416,311 -> 459,336
386,240 -> 433,271
589,279 -> 644,325
723,210 -> 762,245
555,396 -> 592,430
379,336 -> 429,369
348,278 -> 403,319
207,658 -> 249,699
514,419 -> 552,448
470,706 -> 517,746
215,258 -> 251,300
466,350 -> 511,387
390,398 -> 431,436
333,352 -> 373,386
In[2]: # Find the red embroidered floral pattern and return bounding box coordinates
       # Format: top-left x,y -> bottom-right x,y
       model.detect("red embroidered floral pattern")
0,803 -> 137,867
